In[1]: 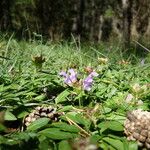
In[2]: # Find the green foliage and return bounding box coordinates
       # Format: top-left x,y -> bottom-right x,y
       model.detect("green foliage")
4,111 -> 17,121
27,118 -> 50,131
0,38 -> 149,149
55,90 -> 70,104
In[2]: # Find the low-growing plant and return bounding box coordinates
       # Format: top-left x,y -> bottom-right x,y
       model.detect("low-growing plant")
0,38 -> 149,149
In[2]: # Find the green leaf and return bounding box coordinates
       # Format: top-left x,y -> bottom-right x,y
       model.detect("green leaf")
128,142 -> 138,150
103,137 -> 124,150
58,140 -> 72,150
65,112 -> 91,129
75,113 -> 91,130
27,118 -> 50,131
34,94 -> 46,101
101,107 -> 112,114
58,105 -> 74,112
4,111 -> 17,121
100,142 -> 116,150
121,138 -> 138,150
17,111 -> 29,118
51,122 -> 80,133
98,120 -> 124,132
90,134 -> 101,143
55,90 -> 70,104
39,128 -> 76,140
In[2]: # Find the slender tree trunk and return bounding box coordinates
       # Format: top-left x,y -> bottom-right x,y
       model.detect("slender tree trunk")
78,0 -> 85,37
71,1 -> 78,34
122,0 -> 132,49
89,0 -> 95,40
0,0 -> 12,30
98,15 -> 104,42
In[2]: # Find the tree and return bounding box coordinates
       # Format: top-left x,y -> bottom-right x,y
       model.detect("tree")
122,0 -> 132,49
0,0 -> 12,30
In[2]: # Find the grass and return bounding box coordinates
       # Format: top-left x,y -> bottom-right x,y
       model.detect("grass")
0,37 -> 150,150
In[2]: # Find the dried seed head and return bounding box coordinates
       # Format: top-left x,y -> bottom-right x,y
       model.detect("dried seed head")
145,143 -> 150,149
124,109 -> 150,149
35,106 -> 41,111
23,105 -> 62,129
133,132 -> 140,140
40,112 -> 47,117
141,130 -> 147,137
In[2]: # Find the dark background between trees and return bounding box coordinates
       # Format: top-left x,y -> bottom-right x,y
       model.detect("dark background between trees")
0,0 -> 150,47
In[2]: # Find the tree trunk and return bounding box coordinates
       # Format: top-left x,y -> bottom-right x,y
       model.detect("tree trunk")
0,0 -> 12,30
122,0 -> 132,49
89,0 -> 95,40
78,0 -> 85,37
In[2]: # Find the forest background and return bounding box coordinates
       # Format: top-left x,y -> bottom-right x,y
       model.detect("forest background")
0,0 -> 150,48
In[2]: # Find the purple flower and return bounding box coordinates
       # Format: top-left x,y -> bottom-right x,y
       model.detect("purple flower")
68,69 -> 77,83
83,71 -> 98,91
59,69 -> 77,86
59,71 -> 67,77
83,75 -> 93,91
60,69 -> 98,90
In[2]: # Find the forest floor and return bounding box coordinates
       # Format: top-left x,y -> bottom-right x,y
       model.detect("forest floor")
0,38 -> 150,150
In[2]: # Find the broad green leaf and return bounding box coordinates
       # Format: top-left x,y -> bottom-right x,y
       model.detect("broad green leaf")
128,142 -> 138,150
75,113 -> 91,130
61,113 -> 79,124
11,132 -> 37,141
17,111 -> 29,118
51,122 -> 80,133
107,114 -> 126,123
121,137 -> 138,150
27,118 -> 50,131
100,142 -> 116,150
4,111 -> 17,121
55,90 -> 70,104
103,137 -> 124,150
34,94 -> 46,101
90,134 -> 101,143
39,128 -> 76,140
65,112 -> 91,127
101,107 -> 112,114
58,105 -> 74,112
39,138 -> 54,150
58,140 -> 72,150
98,120 -> 124,132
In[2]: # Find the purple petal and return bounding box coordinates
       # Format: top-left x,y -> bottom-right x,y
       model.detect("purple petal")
84,76 -> 93,83
68,68 -> 76,75
64,76 -> 72,85
68,68 -> 77,83
59,71 -> 67,77
83,76 -> 93,91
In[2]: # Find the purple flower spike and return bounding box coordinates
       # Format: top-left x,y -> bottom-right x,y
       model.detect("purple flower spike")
68,69 -> 77,83
83,71 -> 98,91
64,75 -> 72,85
59,68 -> 77,86
83,75 -> 93,91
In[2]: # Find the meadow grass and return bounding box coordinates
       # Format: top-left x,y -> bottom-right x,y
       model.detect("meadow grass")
0,37 -> 150,149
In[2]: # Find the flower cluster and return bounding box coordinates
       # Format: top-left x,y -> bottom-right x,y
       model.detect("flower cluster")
59,68 -> 98,91
59,69 -> 77,86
